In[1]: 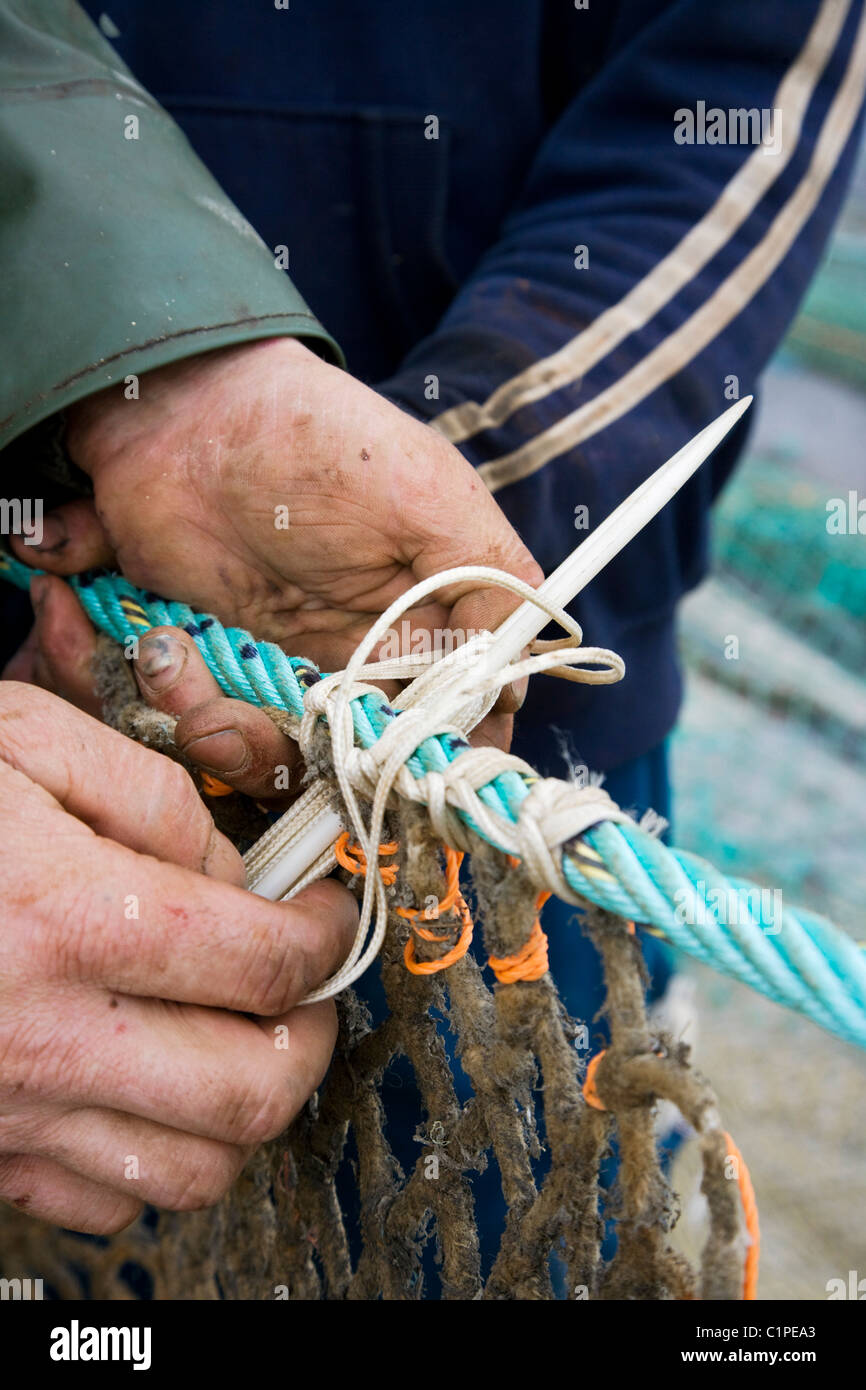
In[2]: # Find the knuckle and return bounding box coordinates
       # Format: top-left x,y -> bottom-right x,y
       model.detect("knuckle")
90,1198 -> 144,1235
130,751 -> 209,858
159,1148 -> 245,1211
0,1153 -> 40,1207
0,679 -> 46,717
0,1155 -> 141,1235
49,880 -> 107,983
0,1109 -> 39,1156
222,1080 -> 292,1147
152,753 -> 200,816
0,1009 -> 83,1108
235,930 -> 302,1016
0,1151 -> 27,1187
0,680 -> 27,722
0,683 -> 54,761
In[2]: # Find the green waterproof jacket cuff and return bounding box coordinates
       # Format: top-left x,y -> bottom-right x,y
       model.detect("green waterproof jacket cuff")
0,0 -> 343,454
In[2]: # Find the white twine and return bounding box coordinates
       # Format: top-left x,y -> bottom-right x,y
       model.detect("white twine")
244,565 -> 631,1003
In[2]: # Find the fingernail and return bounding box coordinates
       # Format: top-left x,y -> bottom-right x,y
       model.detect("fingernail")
29,573 -> 49,612
30,514 -> 68,554
181,729 -> 249,774
135,633 -> 186,691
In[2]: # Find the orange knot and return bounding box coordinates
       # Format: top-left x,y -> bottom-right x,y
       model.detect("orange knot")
399,846 -> 474,975
200,773 -> 235,797
722,1130 -> 760,1301
334,831 -> 399,886
582,1049 -> 608,1111
404,895 -> 474,975
582,1042 -> 665,1110
488,890 -> 551,984
396,846 -> 464,924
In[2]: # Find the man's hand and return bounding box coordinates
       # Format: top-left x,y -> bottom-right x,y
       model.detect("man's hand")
0,682 -> 357,1233
15,337 -> 541,704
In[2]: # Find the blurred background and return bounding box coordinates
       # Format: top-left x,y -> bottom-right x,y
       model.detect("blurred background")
667,138 -> 866,1298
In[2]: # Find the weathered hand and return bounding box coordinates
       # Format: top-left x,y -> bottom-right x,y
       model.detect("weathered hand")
12,337 -> 541,750
0,681 -> 357,1233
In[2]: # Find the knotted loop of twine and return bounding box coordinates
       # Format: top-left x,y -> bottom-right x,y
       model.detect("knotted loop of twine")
262,563 -> 630,1003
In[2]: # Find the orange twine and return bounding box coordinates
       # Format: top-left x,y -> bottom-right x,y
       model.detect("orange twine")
334,831 -> 399,886
398,846 -> 475,975
334,836 -> 473,976
200,773 -> 235,797
722,1130 -> 760,1301
396,847 -> 464,923
404,892 -> 474,975
488,891 -> 551,983
581,1048 -> 608,1111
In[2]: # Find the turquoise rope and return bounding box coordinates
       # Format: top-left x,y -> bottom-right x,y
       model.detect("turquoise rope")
4,550 -> 865,1050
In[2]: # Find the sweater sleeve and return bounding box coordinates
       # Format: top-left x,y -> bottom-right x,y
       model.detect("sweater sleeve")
378,0 -> 866,619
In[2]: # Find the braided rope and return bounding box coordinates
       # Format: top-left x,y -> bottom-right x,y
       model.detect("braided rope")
3,549 -> 865,1050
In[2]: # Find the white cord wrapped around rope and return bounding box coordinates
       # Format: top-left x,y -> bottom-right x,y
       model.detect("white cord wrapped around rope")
245,566 -> 629,1001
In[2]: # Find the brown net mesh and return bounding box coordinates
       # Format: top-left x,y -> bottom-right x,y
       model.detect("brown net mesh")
0,656 -> 749,1299
0,781 -> 747,1301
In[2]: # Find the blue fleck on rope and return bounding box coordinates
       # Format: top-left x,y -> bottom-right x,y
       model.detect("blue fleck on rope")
4,549 -> 865,1050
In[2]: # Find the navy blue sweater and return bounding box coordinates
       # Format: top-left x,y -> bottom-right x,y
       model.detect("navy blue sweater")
69,0 -> 866,769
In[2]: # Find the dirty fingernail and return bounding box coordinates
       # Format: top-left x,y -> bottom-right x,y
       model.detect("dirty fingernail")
135,633 -> 186,691
181,729 -> 249,774
31,514 -> 68,553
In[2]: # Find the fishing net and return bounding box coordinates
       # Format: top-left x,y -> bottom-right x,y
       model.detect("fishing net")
0,658 -> 753,1301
